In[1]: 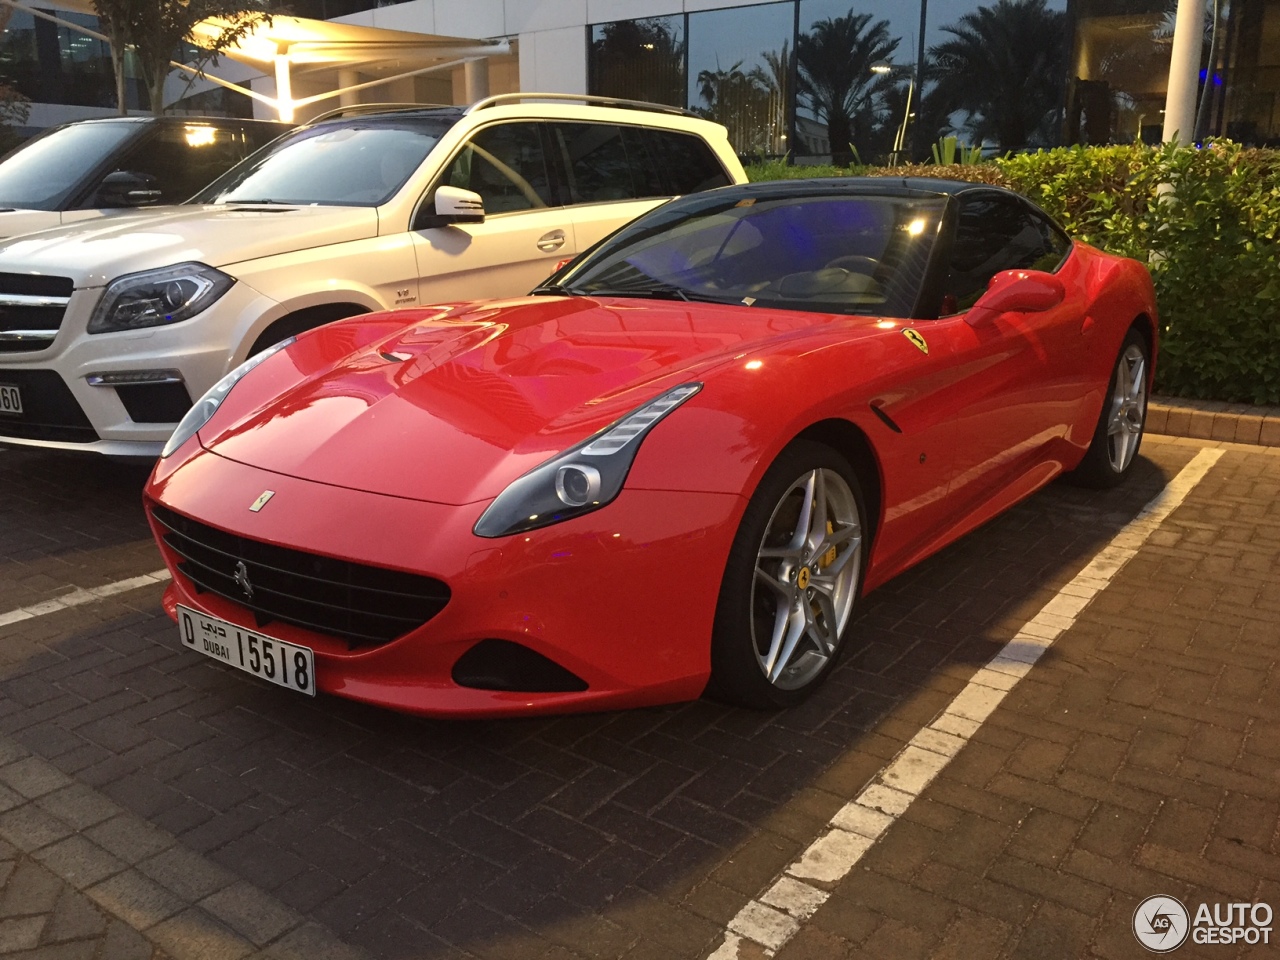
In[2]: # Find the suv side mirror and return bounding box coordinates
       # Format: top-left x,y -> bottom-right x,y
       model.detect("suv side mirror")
416,185 -> 486,230
98,170 -> 163,208
966,270 -> 1065,326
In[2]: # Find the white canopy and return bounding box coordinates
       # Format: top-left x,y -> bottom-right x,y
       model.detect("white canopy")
4,1 -> 510,120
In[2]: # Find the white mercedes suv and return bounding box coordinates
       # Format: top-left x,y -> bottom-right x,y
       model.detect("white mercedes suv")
0,95 -> 745,456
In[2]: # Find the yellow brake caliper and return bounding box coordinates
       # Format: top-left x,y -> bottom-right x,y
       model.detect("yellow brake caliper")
820,521 -> 837,569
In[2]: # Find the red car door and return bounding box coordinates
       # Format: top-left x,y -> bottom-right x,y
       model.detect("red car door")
929,192 -> 1086,520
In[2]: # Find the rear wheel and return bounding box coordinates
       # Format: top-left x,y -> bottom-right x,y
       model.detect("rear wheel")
710,441 -> 867,708
1069,328 -> 1149,488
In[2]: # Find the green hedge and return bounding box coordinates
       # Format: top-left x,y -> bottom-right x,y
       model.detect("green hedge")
746,143 -> 1280,405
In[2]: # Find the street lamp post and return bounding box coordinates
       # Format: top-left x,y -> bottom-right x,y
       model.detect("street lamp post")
871,59 -> 915,165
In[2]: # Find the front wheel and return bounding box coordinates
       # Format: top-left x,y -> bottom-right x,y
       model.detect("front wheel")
709,441 -> 867,709
1069,328 -> 1150,488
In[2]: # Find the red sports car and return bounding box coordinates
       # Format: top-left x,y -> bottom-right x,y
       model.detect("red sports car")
145,178 -> 1156,717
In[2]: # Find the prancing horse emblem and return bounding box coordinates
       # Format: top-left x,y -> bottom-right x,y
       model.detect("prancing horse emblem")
233,561 -> 254,600
902,328 -> 929,355
249,490 -> 275,512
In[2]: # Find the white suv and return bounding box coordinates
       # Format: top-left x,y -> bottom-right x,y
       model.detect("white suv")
0,95 -> 745,456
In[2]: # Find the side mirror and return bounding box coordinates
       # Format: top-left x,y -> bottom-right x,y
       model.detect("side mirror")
417,185 -> 485,230
98,170 -> 162,208
965,270 -> 1065,326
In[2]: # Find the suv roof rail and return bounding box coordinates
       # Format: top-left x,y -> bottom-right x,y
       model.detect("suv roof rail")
465,92 -> 700,119
307,102 -> 459,124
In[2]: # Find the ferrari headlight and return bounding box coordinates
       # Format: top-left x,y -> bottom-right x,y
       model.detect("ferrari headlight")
88,262 -> 234,334
160,338 -> 294,459
474,383 -> 702,538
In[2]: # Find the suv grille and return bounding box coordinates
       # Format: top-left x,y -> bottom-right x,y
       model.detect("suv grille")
150,503 -> 451,647
0,274 -> 73,353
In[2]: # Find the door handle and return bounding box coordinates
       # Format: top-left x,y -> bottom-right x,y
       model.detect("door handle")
537,229 -> 566,252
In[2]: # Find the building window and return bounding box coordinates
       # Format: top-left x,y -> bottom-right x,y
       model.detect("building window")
687,1 -> 793,158
588,16 -> 686,110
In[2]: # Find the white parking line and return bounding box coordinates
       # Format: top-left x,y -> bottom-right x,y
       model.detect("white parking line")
706,447 -> 1225,958
0,569 -> 171,629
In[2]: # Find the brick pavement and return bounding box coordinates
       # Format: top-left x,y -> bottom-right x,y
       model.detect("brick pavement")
758,438 -> 1280,959
0,843 -> 167,960
0,436 -> 1276,959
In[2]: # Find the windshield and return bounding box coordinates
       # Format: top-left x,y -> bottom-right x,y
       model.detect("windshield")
195,118 -> 454,207
554,191 -> 947,318
0,121 -> 140,210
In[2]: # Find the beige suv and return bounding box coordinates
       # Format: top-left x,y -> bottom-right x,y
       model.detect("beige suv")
0,95 -> 745,456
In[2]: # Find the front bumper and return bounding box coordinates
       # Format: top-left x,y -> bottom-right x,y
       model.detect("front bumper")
0,282 -> 278,455
146,447 -> 746,717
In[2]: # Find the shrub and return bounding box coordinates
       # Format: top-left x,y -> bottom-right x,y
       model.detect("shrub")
745,142 -> 1280,405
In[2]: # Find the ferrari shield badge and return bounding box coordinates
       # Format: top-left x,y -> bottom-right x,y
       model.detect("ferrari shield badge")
903,329 -> 929,355
248,490 -> 275,513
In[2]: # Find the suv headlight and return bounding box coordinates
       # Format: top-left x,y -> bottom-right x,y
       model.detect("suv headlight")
88,262 -> 234,334
474,383 -> 702,538
160,338 -> 294,458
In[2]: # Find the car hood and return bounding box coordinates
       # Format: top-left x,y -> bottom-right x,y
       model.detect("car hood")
0,204 -> 377,287
0,208 -> 65,240
201,296 -> 867,505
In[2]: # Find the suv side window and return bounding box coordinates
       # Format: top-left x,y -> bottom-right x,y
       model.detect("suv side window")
440,122 -> 553,214
551,122 -> 666,205
943,193 -> 1072,313
102,123 -> 260,205
646,130 -> 732,195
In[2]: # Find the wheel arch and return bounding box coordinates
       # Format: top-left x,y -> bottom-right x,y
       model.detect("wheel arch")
247,302 -> 371,357
793,417 -> 883,548
1130,311 -> 1157,371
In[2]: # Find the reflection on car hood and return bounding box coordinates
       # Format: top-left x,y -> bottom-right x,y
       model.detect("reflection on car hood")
0,204 -> 378,287
0,208 -> 64,241
202,295 -> 869,505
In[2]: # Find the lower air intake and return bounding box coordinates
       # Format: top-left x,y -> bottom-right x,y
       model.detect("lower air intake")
452,639 -> 588,692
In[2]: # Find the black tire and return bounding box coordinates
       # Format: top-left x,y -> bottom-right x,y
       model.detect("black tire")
709,440 -> 868,709
1068,327 -> 1150,489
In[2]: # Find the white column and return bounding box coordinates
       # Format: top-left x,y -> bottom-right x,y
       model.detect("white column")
274,46 -> 294,123
1162,0 -> 1207,144
464,58 -> 490,104
338,68 -> 360,107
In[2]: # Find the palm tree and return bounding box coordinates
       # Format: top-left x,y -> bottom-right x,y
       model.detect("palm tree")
589,18 -> 686,108
928,0 -> 1068,152
696,60 -> 778,157
796,12 -> 899,166
749,42 -> 791,156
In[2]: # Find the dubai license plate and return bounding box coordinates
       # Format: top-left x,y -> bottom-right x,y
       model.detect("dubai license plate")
0,384 -> 20,415
178,605 -> 315,697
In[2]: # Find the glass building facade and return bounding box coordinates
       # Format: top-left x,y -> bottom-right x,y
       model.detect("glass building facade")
0,6 -> 253,121
586,0 -> 1280,162
3,0 -> 1275,147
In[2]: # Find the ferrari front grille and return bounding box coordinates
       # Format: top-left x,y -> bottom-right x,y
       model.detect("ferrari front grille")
150,503 -> 450,647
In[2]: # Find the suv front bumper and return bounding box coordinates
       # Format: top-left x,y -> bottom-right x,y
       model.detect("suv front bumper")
0,282 -> 278,456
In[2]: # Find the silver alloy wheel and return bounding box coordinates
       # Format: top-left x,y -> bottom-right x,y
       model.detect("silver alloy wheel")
750,467 -> 862,691
1107,342 -> 1147,473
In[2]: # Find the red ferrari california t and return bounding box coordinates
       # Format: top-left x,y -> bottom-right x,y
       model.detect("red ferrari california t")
145,178 -> 1156,717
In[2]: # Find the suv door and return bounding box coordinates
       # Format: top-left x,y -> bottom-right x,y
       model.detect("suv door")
411,121 -> 573,302
551,122 -> 733,253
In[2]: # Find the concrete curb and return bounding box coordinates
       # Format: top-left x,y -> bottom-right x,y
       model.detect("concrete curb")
1147,395 -> 1280,447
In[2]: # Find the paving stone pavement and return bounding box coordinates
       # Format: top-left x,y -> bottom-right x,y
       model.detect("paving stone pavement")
761,439 -> 1280,960
0,436 -> 1276,960
0,842 -> 168,960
